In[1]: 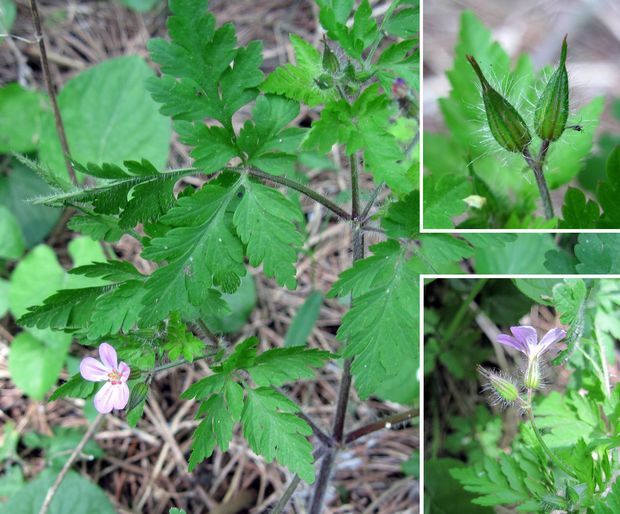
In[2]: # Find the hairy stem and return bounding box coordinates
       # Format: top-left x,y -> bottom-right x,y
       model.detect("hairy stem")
29,0 -> 76,185
522,141 -> 554,220
238,166 -> 352,221
344,409 -> 416,444
526,388 -> 578,479
308,154 -> 363,514
39,413 -> 104,514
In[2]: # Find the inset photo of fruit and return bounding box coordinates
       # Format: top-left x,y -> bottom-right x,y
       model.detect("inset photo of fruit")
422,0 -> 620,230
421,276 -> 620,512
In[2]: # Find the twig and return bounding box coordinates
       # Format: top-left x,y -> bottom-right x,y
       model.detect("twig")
38,413 -> 104,514
29,0 -> 77,185
344,409 -> 416,444
271,474 -> 302,514
522,141 -> 553,220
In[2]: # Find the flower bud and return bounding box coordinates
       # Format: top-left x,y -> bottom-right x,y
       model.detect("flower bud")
478,365 -> 520,406
524,358 -> 542,389
467,55 -> 532,153
322,42 -> 339,73
534,36 -> 569,141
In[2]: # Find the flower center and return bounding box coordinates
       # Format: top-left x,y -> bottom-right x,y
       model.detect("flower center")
107,369 -> 122,385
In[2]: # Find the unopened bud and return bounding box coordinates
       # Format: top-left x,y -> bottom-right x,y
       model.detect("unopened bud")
127,382 -> 149,412
534,36 -> 569,141
478,365 -> 520,406
322,42 -> 339,73
467,55 -> 532,153
315,74 -> 333,90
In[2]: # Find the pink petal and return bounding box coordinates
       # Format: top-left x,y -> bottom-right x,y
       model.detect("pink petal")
94,382 -> 115,414
99,343 -> 118,370
118,362 -> 130,382
80,357 -> 110,382
538,328 -> 566,354
111,383 -> 130,410
497,334 -> 527,354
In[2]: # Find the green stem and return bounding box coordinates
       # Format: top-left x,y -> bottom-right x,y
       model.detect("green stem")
526,389 -> 579,479
522,142 -> 554,220
364,1 -> 399,65
147,352 -> 215,375
443,279 -> 488,341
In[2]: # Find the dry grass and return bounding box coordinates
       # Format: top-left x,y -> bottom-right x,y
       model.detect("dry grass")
0,1 -> 417,513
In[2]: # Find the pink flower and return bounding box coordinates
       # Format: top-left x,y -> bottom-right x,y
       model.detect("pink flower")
80,343 -> 130,414
497,326 -> 566,360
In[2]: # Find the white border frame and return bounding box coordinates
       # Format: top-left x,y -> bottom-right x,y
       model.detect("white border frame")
418,273 -> 620,512
417,2 -> 620,235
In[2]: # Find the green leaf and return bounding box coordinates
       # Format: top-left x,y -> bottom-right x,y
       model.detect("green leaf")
241,387 -> 314,483
49,372 -> 96,401
262,34 -> 337,106
0,0 -> 16,43
574,234 -> 620,273
164,313 -> 205,361
473,234 -> 556,273
553,279 -> 587,324
203,274 -> 257,334
559,187 -> 600,229
233,178 -> 304,289
0,159 -> 61,247
330,241 -> 418,399
0,205 -> 24,260
238,94 -> 303,175
187,379 -> 243,471
304,86 -> 413,194
147,0 -> 263,128
67,214 -> 125,243
140,181 -> 244,325
38,56 -> 171,182
381,191 -> 419,239
423,174 -> 471,228
248,347 -> 331,387
0,469 -> 116,514
0,83 -> 45,153
284,291 -> 324,347
8,332 -> 71,401
596,144 -> 620,226
513,278 -> 561,306
385,5 -> 419,38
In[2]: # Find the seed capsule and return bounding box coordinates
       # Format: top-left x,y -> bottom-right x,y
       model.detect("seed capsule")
478,365 -> 520,406
524,358 -> 542,390
322,41 -> 339,73
467,55 -> 532,153
534,36 -> 569,141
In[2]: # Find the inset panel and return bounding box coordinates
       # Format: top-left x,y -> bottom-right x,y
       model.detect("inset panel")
421,276 -> 619,512
422,0 -> 620,231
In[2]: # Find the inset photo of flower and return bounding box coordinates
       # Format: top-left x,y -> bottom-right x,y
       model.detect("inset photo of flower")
422,276 -> 620,512
422,0 -> 620,230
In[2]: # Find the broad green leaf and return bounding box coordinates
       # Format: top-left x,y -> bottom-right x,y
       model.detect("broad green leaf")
262,34 -> 337,106
233,178 -> 304,289
423,174 -> 471,229
163,313 -> 205,361
0,83 -> 45,153
513,278 -> 561,306
574,233 -> 620,273
381,191 -> 419,239
49,372 -> 96,401
0,278 -> 9,317
67,214 -> 125,243
385,5 -> 419,38
241,387 -> 314,483
147,0 -> 262,128
38,56 -> 171,182
0,470 -> 115,514
0,205 -> 24,259
0,160 -> 61,246
473,234 -> 556,274
8,332 -> 71,401
284,291 -> 324,347
203,274 -> 257,334
559,187 -> 600,229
